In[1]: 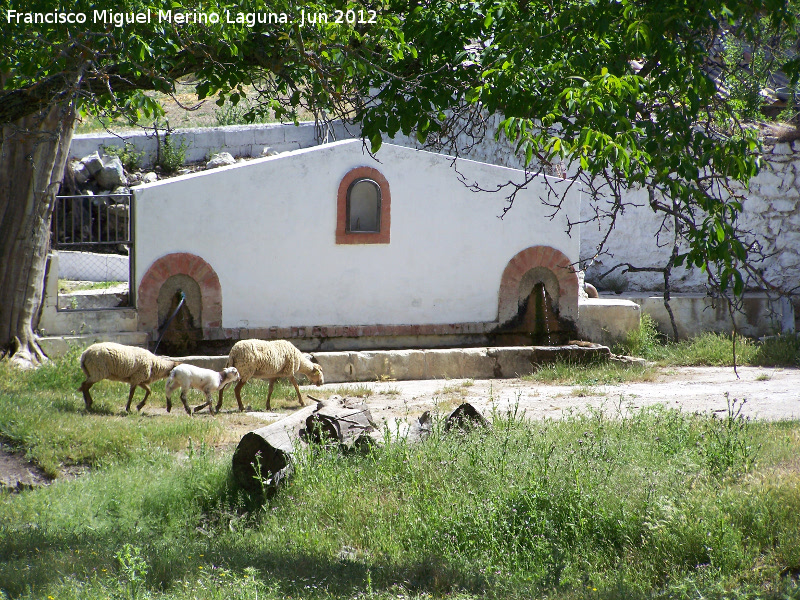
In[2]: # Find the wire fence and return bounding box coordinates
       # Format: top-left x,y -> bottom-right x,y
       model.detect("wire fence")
51,194 -> 134,311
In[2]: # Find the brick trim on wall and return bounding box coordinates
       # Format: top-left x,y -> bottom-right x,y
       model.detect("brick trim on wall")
336,166 -> 391,244
204,321 -> 496,341
137,253 -> 223,336
497,245 -> 580,324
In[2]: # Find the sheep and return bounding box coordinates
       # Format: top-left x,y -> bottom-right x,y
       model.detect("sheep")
164,364 -> 240,415
218,339 -> 324,412
77,342 -> 180,411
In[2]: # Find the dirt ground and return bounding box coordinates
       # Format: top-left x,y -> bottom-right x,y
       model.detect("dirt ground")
353,365 -> 800,424
3,365 -> 798,490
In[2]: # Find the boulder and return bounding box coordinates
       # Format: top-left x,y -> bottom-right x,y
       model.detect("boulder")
95,155 -> 127,189
206,152 -> 236,169
79,152 -> 127,189
69,160 -> 90,185
80,151 -> 105,176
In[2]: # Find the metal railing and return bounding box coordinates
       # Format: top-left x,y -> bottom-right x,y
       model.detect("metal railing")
51,194 -> 134,311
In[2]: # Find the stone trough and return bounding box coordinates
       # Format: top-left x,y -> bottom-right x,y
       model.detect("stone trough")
175,343 -> 613,384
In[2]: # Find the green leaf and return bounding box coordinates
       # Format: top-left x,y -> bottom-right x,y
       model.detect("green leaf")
370,134 -> 383,153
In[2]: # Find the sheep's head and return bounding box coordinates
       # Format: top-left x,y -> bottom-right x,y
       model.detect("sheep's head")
220,367 -> 240,387
308,364 -> 324,386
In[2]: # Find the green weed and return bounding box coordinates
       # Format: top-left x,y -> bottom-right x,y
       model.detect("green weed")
616,314 -> 800,367
524,359 -> 656,386
156,134 -> 188,174
101,142 -> 146,171
58,279 -> 125,292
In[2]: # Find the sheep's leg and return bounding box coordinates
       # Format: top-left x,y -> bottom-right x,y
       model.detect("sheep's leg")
215,387 -> 226,413
164,379 -> 175,412
233,380 -> 246,412
135,384 -> 152,411
126,384 -> 138,412
266,379 -> 276,411
78,381 -> 94,410
179,391 -> 193,415
289,376 -> 305,407
195,388 -> 213,415
201,390 -> 215,415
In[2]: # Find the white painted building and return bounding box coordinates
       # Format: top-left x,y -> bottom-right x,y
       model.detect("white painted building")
132,140 -> 591,349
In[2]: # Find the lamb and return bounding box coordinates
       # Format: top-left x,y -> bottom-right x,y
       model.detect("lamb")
164,364 -> 240,415
77,342 -> 180,411
218,339 -> 324,412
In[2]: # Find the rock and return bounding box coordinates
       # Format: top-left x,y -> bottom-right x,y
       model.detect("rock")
79,152 -> 128,189
69,160 -> 90,185
95,155 -> 127,189
771,198 -> 797,212
110,187 -> 131,203
772,142 -> 793,155
609,354 -> 647,366
206,152 -> 236,169
752,169 -> 782,188
126,172 -> 143,185
80,151 -> 105,176
262,146 -> 280,157
142,172 -> 158,184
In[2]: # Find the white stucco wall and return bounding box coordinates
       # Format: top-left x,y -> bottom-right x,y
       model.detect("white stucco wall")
133,140 -> 581,329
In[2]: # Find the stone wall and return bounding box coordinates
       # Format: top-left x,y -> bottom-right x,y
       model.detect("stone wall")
580,139 -> 800,299
69,120 -> 355,167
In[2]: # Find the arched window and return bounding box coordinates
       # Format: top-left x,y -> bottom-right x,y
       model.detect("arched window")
336,167 -> 391,244
347,178 -> 381,233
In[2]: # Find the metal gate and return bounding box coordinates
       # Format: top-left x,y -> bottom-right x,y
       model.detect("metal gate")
51,193 -> 134,311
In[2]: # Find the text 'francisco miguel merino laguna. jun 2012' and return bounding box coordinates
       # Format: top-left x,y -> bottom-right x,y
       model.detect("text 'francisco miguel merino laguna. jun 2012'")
5,8 -> 379,27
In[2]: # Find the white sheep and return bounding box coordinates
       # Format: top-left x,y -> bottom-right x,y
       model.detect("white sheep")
164,364 -> 240,415
78,342 -> 180,411
218,339 -> 324,412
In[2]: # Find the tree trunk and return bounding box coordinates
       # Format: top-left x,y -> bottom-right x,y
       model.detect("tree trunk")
231,401 -> 488,493
231,398 -> 380,493
0,102 -> 76,367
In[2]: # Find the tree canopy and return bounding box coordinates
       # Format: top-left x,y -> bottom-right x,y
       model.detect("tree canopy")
1,0 -> 799,361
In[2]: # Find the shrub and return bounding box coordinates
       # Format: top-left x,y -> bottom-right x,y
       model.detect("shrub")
156,134 -> 188,174
101,142 -> 146,171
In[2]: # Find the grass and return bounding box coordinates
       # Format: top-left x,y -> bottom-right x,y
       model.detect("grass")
2,352 -> 800,599
436,380 -> 475,396
58,280 -> 126,293
524,360 -> 658,386
0,347 -> 306,474
616,314 -> 800,368
523,316 -> 800,387
75,84 -> 316,133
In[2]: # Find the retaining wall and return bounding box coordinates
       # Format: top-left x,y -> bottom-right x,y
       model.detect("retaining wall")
69,120 -> 356,167
57,250 -> 129,282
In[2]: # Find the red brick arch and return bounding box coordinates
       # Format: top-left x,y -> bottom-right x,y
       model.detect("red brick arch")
137,253 -> 222,336
497,246 -> 580,325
